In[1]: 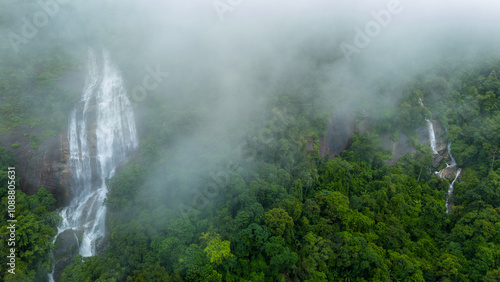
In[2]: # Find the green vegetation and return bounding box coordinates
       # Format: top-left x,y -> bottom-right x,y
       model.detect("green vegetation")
0,2 -> 79,135
0,52 -> 498,280
29,135 -> 43,149
59,61 -> 500,281
0,53 -> 498,279
0,147 -> 60,281
0,4 -> 499,278
0,49 -> 78,134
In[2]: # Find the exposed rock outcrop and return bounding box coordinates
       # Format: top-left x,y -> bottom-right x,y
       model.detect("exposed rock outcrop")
306,106 -> 459,173
0,67 -> 84,207
326,110 -> 357,158
438,165 -> 461,179
310,109 -> 357,159
52,229 -> 83,281
426,119 -> 459,169
0,125 -> 71,206
318,134 -> 332,158
381,132 -> 416,166
308,109 -> 357,159
309,110 -> 429,164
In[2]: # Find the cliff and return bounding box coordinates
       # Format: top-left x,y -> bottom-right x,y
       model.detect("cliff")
0,125 -> 71,207
307,110 -> 459,172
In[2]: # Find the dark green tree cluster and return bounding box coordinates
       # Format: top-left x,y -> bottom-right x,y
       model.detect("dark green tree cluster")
0,147 -> 60,281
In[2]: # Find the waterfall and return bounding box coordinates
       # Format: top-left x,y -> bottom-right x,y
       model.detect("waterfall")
67,48 -> 137,255
418,98 -> 424,107
49,48 -> 138,281
446,142 -> 456,167
419,99 -> 461,213
442,142 -> 459,213
419,99 -> 438,154
426,119 -> 438,154
435,141 -> 460,213
445,168 -> 462,213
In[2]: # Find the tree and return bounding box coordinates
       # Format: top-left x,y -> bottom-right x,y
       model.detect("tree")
264,208 -> 294,238
262,236 -> 298,278
200,233 -> 233,266
179,244 -> 213,281
0,188 -> 60,281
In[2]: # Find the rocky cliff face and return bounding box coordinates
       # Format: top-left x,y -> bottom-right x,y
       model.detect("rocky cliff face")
307,108 -> 429,165
327,110 -> 357,158
0,125 -> 71,207
306,110 -> 457,169
381,132 -> 416,166
309,109 -> 357,159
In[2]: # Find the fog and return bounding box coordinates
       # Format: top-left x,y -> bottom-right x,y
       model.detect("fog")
2,0 -> 500,211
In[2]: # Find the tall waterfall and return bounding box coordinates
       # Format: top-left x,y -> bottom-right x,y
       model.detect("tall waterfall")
426,119 -> 438,154
55,48 -> 138,256
419,99 -> 438,154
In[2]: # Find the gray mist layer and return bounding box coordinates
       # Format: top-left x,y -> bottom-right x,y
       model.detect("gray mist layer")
1,0 -> 500,227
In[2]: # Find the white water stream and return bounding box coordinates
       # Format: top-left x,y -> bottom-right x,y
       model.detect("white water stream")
49,48 -> 138,281
420,98 -> 461,213
426,119 -> 438,154
446,142 -> 456,167
440,142 -> 460,213
445,168 -> 462,213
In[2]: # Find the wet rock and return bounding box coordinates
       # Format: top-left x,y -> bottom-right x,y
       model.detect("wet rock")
357,119 -> 371,134
433,154 -> 445,168
381,132 -> 417,166
432,121 -> 447,155
53,229 -> 83,281
321,109 -> 356,158
319,134 -> 332,159
0,124 -> 71,207
96,233 -> 110,257
54,229 -> 83,258
438,166 -> 461,179
416,125 -> 429,146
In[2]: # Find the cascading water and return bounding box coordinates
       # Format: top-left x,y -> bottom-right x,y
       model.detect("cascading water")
446,142 -> 456,167
419,98 -> 461,213
418,98 -> 424,107
439,142 -> 460,213
445,168 -> 462,213
426,119 -> 438,154
438,142 -> 457,177
420,98 -> 438,154
49,48 -> 138,281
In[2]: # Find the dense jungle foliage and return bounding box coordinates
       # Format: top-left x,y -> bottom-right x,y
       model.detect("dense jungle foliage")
57,61 -> 500,281
0,3 -> 500,279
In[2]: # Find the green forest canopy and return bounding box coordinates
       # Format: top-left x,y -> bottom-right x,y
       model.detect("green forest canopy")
0,29 -> 500,281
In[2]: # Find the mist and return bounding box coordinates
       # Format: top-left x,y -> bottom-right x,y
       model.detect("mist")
2,0 -> 499,209
2,0 -> 500,279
